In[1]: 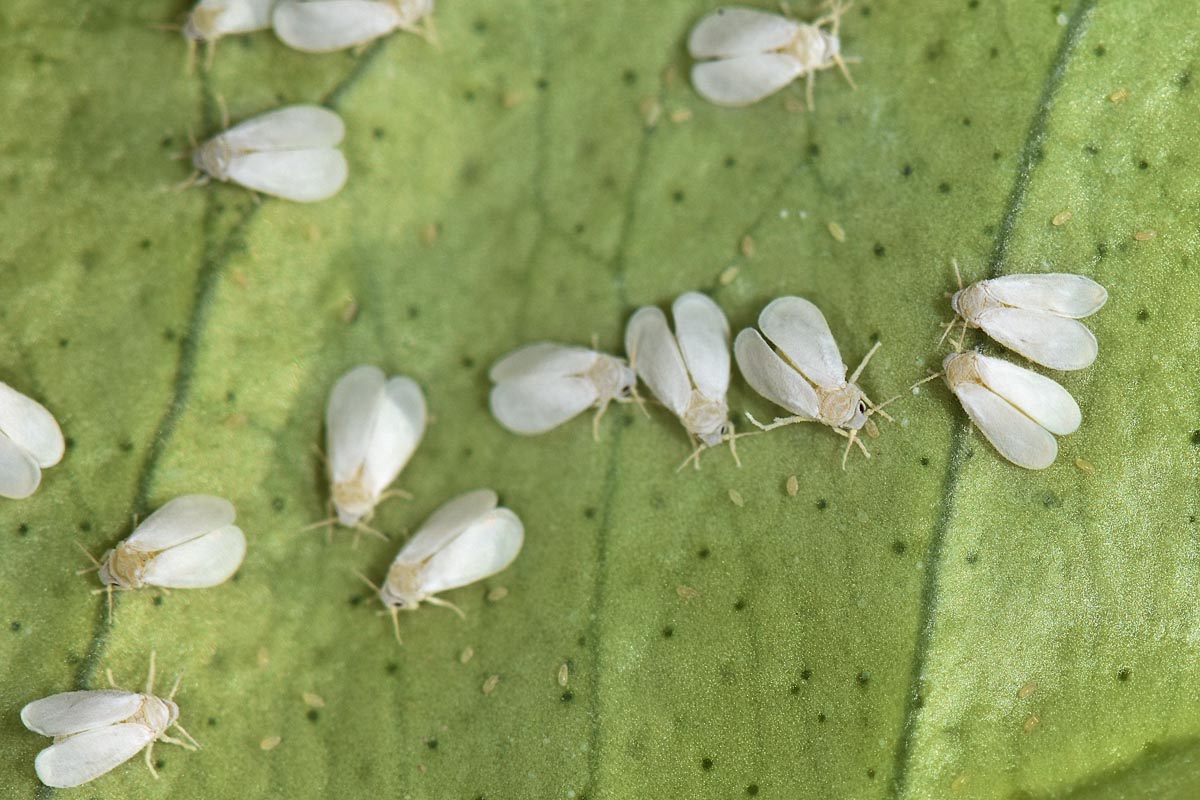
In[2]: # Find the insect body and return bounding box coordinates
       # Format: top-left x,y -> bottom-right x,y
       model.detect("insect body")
688,3 -> 855,109
84,495 -> 247,619
488,343 -> 637,439
20,654 -> 198,788
946,271 -> 1108,370
0,382 -> 65,500
734,296 -> 889,467
272,0 -> 434,53
324,365 -> 426,529
625,292 -> 735,467
371,489 -> 523,641
942,351 -> 1081,470
190,105 -> 348,202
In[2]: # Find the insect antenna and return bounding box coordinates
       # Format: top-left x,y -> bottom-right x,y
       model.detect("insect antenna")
849,340 -> 882,384
744,411 -> 812,432
75,541 -> 103,575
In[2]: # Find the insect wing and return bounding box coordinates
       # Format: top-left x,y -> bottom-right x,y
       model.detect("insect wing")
125,494 -> 236,553
0,382 -> 65,468
0,433 -> 41,499
952,381 -> 1058,470
673,292 -> 730,401
488,343 -> 598,382
688,7 -> 800,58
625,307 -> 691,415
984,273 -> 1107,318
417,509 -> 524,595
977,307 -> 1098,370
358,376 -> 426,498
225,148 -> 348,203
397,489 -> 499,564
489,375 -> 599,435
21,691 -> 144,737
691,53 -> 803,107
733,329 -> 820,418
273,0 -> 402,53
34,723 -> 156,788
219,105 -> 345,153
140,525 -> 246,588
758,296 -> 847,389
974,354 -> 1080,435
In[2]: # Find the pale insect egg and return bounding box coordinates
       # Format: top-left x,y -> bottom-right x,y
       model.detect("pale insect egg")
488,343 -> 638,440
482,674 -> 501,695
734,296 -> 894,468
189,105 -> 349,203
941,351 -> 1081,470
272,0 -> 435,54
84,495 -> 247,621
321,364 -> 426,535
944,267 -> 1108,370
625,291 -> 738,469
687,3 -> 857,110
0,382 -> 65,500
370,489 -> 524,643
558,663 -> 570,687
20,653 -> 199,788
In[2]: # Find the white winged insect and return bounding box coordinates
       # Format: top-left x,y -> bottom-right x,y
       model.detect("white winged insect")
314,365 -> 426,537
188,104 -> 348,203
734,296 -> 893,467
273,0 -> 434,53
360,489 -> 523,642
78,495 -> 247,621
488,342 -> 638,439
688,1 -> 857,109
625,291 -> 741,469
182,0 -> 276,70
943,263 -> 1108,370
0,382 -> 65,500
20,652 -> 199,788
939,351 -> 1081,470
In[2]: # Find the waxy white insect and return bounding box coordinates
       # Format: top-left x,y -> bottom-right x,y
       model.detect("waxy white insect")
944,266 -> 1108,370
363,489 -> 523,642
20,653 -> 199,788
0,382 -> 65,500
80,495 -> 247,619
183,0 -> 275,68
941,351 -> 1081,470
734,296 -> 892,467
688,2 -> 856,109
625,291 -> 737,468
273,0 -> 434,53
488,342 -> 638,439
189,105 -> 348,203
321,365 -> 426,532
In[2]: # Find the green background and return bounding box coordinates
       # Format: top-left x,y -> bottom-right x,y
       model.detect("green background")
2,0 -> 1198,797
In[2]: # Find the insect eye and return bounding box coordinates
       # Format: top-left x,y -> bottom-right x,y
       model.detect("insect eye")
859,401 -> 867,413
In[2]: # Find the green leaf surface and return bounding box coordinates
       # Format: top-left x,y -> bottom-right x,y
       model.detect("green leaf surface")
2,0 -> 1198,798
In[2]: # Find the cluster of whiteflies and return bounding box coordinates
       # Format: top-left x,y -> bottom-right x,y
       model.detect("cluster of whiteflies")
179,0 -> 434,203
488,273 -> 1108,472
12,365 -> 522,788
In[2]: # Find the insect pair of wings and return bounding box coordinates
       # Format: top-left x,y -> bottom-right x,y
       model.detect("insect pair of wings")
940,272 -> 1107,470
688,3 -> 856,108
323,364 -> 426,530
191,105 -> 348,203
0,382 -> 64,500
273,0 -> 436,53
371,489 -> 524,642
948,271 -> 1108,370
488,343 -> 638,439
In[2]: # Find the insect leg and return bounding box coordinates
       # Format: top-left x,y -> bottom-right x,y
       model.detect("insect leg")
425,595 -> 467,620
